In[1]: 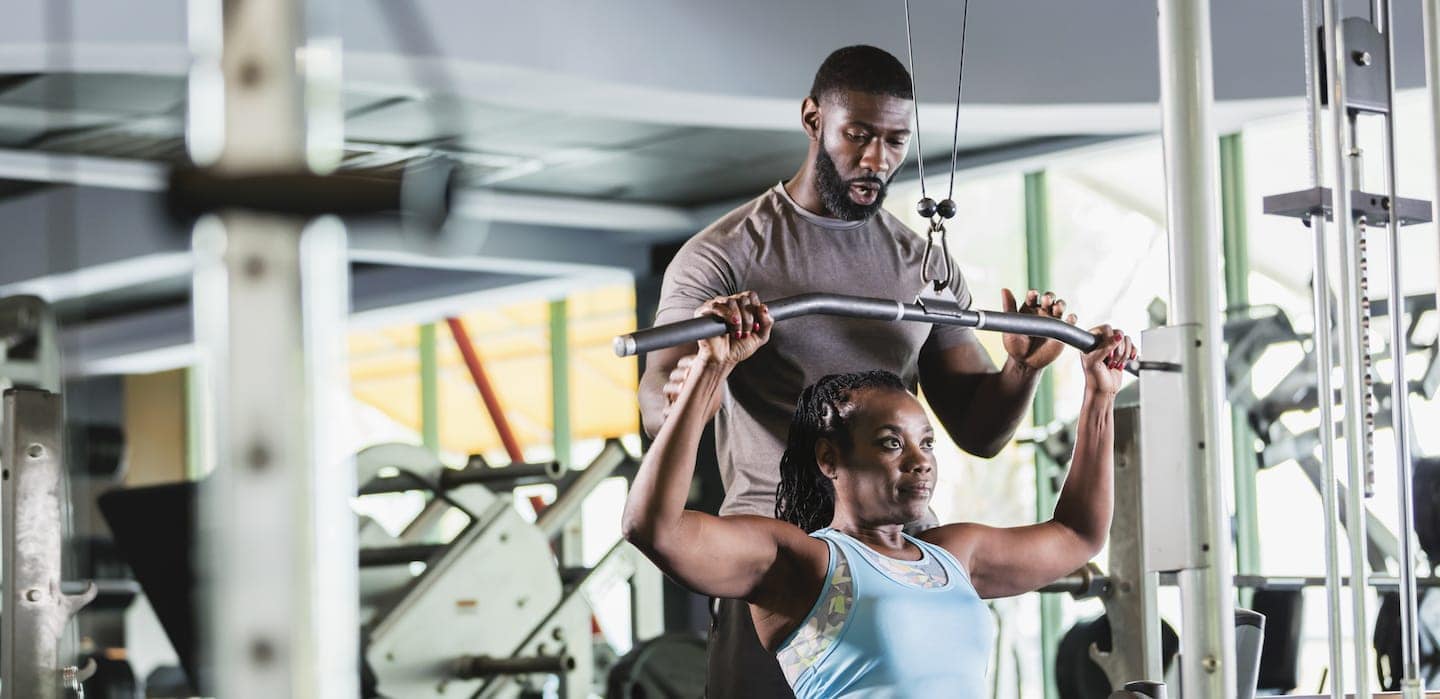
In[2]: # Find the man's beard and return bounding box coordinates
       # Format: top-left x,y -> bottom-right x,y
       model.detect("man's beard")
814,139 -> 890,221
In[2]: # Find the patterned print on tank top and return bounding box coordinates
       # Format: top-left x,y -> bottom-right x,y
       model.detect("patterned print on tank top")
852,540 -> 949,589
777,540 -> 950,684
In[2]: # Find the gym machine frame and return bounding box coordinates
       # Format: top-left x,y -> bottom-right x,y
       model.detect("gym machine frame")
0,297 -> 96,698
182,0 -> 360,694
1262,0 -> 1438,696
356,439 -> 665,697
178,0 -> 452,693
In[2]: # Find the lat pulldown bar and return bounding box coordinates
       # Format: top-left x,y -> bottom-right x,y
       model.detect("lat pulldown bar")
613,293 -> 1144,375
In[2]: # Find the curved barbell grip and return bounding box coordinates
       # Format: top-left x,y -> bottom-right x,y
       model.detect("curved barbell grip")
613,293 -> 1143,375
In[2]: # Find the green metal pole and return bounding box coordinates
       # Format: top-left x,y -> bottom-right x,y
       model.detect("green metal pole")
186,365 -> 208,479
419,323 -> 440,454
549,299 -> 572,468
1220,133 -> 1261,594
1025,170 -> 1061,699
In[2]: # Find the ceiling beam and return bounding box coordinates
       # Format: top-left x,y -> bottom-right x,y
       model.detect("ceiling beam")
451,189 -> 698,236
0,148 -> 700,235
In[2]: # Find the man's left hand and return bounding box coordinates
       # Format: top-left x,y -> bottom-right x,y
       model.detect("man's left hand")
1000,288 -> 1077,372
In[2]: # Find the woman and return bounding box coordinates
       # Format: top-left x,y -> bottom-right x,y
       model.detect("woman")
622,292 -> 1135,698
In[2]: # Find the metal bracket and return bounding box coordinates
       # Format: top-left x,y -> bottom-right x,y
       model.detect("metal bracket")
1139,324 -> 1212,572
1316,18 -> 1392,114
0,296 -> 60,393
1262,186 -> 1432,227
1092,405 -> 1164,691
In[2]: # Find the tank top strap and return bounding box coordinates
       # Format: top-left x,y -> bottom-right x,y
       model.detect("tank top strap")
811,528 -> 872,563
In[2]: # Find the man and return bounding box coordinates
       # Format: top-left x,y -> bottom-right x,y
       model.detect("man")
638,45 -> 1074,697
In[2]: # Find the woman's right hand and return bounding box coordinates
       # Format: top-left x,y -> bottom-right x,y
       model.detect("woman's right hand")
1081,325 -> 1136,395
694,291 -> 772,367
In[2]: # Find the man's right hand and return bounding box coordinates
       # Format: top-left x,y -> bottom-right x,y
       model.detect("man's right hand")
661,355 -> 697,422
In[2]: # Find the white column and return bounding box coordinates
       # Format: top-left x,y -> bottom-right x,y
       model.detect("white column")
1155,0 -> 1237,696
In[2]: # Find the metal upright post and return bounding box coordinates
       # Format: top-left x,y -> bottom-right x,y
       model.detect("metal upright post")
1378,2 -> 1422,696
1155,0 -> 1237,696
1220,133 -> 1262,589
1300,0 -> 1348,696
1319,0 -> 1374,693
1024,170 -> 1061,699
420,323 -> 441,453
1428,0 -> 1440,321
1,390 -> 96,699
189,0 -> 356,696
549,299 -> 572,468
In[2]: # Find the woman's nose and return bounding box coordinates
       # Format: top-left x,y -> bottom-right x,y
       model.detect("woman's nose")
905,449 -> 933,473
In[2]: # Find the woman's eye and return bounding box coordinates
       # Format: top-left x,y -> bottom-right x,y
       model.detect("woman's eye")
921,439 -> 935,450
882,438 -> 901,449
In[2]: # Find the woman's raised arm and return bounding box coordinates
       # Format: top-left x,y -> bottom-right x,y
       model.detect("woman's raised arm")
621,292 -> 818,600
922,326 -> 1135,599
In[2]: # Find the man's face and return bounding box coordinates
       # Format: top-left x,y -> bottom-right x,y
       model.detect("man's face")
809,90 -> 914,221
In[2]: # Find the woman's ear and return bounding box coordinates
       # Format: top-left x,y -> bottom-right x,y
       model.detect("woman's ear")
815,437 -> 840,479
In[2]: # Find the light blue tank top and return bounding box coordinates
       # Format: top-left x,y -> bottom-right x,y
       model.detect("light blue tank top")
778,528 -> 995,699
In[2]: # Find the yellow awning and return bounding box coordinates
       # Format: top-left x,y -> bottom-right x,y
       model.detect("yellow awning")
347,284 -> 640,457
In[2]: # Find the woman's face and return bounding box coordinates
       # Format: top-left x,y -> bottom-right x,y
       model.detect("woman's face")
820,388 -> 937,525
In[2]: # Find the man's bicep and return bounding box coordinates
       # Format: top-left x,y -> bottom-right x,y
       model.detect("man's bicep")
917,333 -> 994,417
919,329 -> 995,380
653,236 -> 738,325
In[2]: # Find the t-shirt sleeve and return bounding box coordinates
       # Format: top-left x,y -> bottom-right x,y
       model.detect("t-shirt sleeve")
920,262 -> 981,355
653,232 -> 741,325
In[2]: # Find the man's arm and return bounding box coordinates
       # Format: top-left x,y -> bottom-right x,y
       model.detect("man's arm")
640,345 -> 697,438
918,343 -> 1041,458
641,234 -> 740,437
919,288 -> 1072,458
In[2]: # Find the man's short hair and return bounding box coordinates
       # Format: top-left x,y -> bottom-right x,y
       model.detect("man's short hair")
809,45 -> 914,103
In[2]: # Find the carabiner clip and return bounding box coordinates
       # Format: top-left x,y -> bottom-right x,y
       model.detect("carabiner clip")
919,218 -> 953,294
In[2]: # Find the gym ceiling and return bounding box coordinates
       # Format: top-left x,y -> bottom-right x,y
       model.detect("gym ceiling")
0,0 -> 1430,377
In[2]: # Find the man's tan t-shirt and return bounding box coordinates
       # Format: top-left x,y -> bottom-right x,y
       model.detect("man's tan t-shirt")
655,183 -> 979,517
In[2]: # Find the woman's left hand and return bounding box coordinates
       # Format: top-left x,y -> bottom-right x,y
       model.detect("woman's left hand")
1081,325 -> 1136,395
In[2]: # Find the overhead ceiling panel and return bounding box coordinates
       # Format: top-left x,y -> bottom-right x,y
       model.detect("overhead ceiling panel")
478,113 -> 687,155
345,98 -> 542,145
630,127 -> 805,164
0,73 -> 183,115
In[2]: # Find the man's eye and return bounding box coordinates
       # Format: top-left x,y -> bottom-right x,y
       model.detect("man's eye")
888,139 -> 908,147
848,132 -> 869,143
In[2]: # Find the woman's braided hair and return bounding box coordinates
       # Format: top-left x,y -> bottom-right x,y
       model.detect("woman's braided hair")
775,370 -> 909,533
